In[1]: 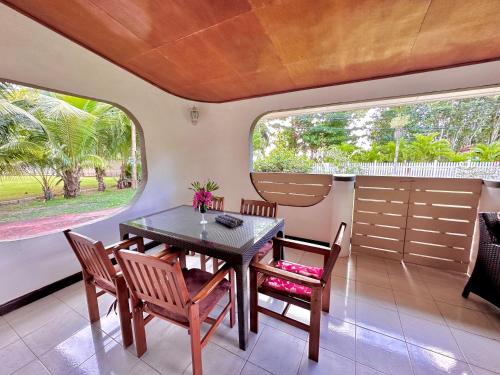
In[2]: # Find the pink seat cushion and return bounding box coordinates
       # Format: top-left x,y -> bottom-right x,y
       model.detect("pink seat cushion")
147,268 -> 229,323
255,240 -> 273,260
260,261 -> 323,299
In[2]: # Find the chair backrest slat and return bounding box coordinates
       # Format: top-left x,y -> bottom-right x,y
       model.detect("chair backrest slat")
64,230 -> 116,290
321,222 -> 347,284
240,199 -> 277,218
208,196 -> 224,211
115,250 -> 190,318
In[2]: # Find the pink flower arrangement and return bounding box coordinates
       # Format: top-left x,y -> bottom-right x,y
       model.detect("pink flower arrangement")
192,189 -> 212,210
189,180 -> 219,213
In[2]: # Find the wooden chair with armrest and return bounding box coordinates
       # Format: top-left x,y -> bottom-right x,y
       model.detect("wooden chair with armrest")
249,222 -> 346,362
63,230 -> 145,348
240,199 -> 278,262
113,246 -> 235,375
199,196 -> 225,272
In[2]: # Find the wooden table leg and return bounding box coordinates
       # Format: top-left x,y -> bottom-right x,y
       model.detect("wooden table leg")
234,263 -> 249,350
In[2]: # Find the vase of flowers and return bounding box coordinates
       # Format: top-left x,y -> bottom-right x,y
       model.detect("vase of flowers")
190,180 -> 219,224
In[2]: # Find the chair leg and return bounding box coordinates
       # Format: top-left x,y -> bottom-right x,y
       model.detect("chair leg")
462,281 -> 471,299
115,277 -> 133,347
229,269 -> 236,328
322,280 -> 331,313
84,279 -> 100,323
132,302 -> 147,357
189,304 -> 202,375
250,268 -> 258,333
200,254 -> 207,272
212,258 -> 219,273
309,288 -> 322,362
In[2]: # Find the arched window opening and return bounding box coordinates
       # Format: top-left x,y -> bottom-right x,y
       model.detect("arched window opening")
0,81 -> 145,241
251,89 -> 500,179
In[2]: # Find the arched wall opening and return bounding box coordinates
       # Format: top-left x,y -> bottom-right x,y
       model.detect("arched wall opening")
0,80 -> 148,241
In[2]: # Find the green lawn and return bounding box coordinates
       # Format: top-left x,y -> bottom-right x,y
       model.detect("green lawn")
0,176 -> 117,201
0,188 -> 136,223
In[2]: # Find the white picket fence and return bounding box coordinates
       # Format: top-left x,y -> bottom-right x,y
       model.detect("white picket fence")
312,161 -> 500,179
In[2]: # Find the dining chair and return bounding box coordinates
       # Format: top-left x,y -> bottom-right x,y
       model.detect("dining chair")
113,247 -> 235,374
249,222 -> 346,362
63,230 -> 145,348
199,196 -> 225,272
240,198 -> 278,262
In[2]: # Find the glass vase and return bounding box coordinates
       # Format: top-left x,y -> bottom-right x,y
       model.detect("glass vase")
199,205 -> 208,224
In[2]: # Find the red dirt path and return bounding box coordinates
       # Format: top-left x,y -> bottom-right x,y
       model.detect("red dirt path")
0,207 -> 121,241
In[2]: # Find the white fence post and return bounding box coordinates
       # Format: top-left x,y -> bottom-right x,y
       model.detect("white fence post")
312,162 -> 499,179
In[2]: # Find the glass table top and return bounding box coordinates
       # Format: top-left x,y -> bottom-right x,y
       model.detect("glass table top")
121,205 -> 284,252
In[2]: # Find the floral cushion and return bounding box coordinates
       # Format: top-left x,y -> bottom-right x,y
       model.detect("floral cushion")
260,261 -> 323,299
275,261 -> 323,279
255,241 -> 273,259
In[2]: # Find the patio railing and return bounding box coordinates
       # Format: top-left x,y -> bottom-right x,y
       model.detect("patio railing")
313,161 -> 499,179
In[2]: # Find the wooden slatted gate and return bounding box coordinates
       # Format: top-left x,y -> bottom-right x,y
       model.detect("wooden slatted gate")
352,176 -> 482,272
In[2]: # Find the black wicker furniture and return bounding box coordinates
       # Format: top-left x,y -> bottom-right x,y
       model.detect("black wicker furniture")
462,212 -> 500,308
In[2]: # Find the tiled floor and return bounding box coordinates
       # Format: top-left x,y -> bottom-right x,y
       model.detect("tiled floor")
1,250 -> 499,375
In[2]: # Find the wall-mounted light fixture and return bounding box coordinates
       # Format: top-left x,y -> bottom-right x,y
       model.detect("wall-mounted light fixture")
190,105 -> 200,125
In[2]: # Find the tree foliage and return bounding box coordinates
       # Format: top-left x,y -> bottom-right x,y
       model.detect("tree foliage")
253,95 -> 500,172
0,82 -> 139,199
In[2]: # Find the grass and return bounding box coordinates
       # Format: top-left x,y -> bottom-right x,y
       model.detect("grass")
0,175 -> 117,201
0,188 -> 136,223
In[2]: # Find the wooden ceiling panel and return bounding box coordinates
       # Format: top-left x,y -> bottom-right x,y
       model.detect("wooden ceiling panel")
199,12 -> 284,75
88,0 -> 252,48
408,0 -> 500,70
3,0 -> 500,102
7,0 -> 152,61
158,34 -> 239,82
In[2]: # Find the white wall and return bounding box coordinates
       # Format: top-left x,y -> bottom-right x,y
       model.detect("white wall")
1,3 -> 500,304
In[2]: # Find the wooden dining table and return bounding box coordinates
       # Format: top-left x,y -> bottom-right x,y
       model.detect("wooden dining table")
119,205 -> 285,350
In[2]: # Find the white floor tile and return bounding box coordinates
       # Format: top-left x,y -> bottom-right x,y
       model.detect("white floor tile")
328,293 -> 356,324
12,360 -> 50,375
407,343 -> 473,375
140,324 -> 193,375
128,360 -> 161,375
0,317 -> 19,349
331,276 -> 356,297
249,325 -> 306,375
394,291 -> 445,324
355,362 -> 386,375
469,365 -> 499,375
451,328 -> 500,373
23,309 -> 88,356
39,326 -> 113,375
298,347 -> 355,375
399,313 -> 464,360
356,282 -> 397,311
4,296 -> 73,337
182,343 -> 245,375
319,314 -> 356,360
356,300 -> 404,340
211,317 -> 261,359
437,302 -> 500,341
73,340 -> 140,374
355,326 -> 412,375
356,269 -> 391,289
0,339 -> 36,374
239,362 -> 271,375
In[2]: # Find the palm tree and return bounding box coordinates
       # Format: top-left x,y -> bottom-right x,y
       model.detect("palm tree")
406,133 -> 453,162
472,142 -> 500,162
390,115 -> 407,164
9,90 -> 105,198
